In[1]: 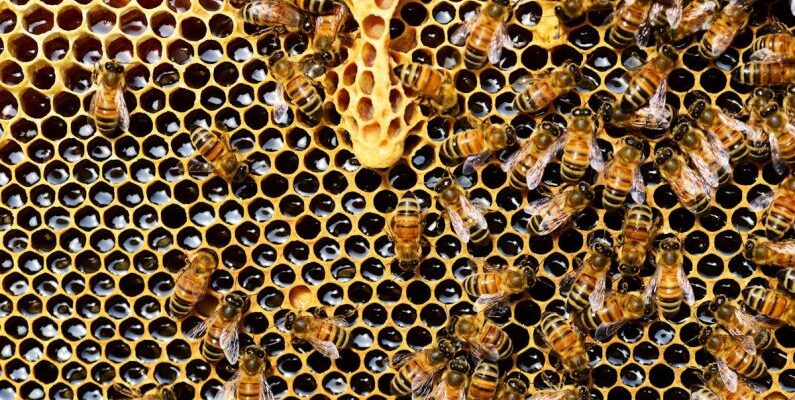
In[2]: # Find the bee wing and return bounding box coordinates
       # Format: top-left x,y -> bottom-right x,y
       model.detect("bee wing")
677,264 -> 695,305
595,320 -> 627,341
749,48 -> 787,63
527,392 -> 567,400
111,383 -> 143,399
560,261 -> 584,292
273,85 -> 290,125
410,369 -> 440,397
488,23 -> 509,65
688,387 -> 716,400
699,132 -> 731,182
391,351 -> 416,369
260,374 -> 276,400
220,316 -> 241,364
451,11 -> 479,46
89,88 -> 110,120
526,134 -> 567,190
187,157 -> 215,176
309,338 -> 341,359
588,272 -> 608,312
474,293 -> 508,313
116,90 -> 129,132
462,195 -> 488,229
214,369 -> 241,400
717,110 -> 754,139
186,314 -> 215,340
511,74 -> 537,93
462,152 -> 493,175
630,168 -> 646,205
643,264 -> 662,306
730,307 -> 760,335
471,342 -> 500,361
666,0 -> 683,28
717,360 -> 739,393
502,144 -> 529,173
447,207 -> 471,243
772,123 -> 795,175
526,196 -> 571,235
669,163 -> 712,214
589,134 -> 605,172
742,377 -> 768,394
748,191 -> 775,212
524,196 -> 552,215
736,334 -> 757,356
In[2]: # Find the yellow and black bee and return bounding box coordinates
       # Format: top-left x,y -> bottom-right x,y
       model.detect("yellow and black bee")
555,0 -> 615,23
168,249 -> 218,319
709,294 -> 773,352
495,373 -> 528,400
90,60 -> 129,137
745,88 -> 775,162
526,182 -> 594,235
599,136 -> 647,209
436,176 -> 490,245
387,191 -> 425,272
759,103 -> 795,173
574,290 -> 650,340
785,85 -> 795,121
561,238 -> 613,313
187,293 -> 248,364
700,327 -> 769,392
214,346 -> 275,400
502,120 -> 565,191
750,175 -> 795,239
284,308 -> 351,359
643,237 -> 694,318
269,51 -> 325,126
618,204 -> 659,278
440,117 -> 516,171
394,63 -> 458,115
620,45 -> 678,113
672,119 -> 731,188
448,313 -> 513,361
561,107 -> 604,183
189,125 -> 250,183
513,63 -> 587,114
694,363 -> 769,400
745,236 -> 795,269
778,268 -> 795,297
742,286 -> 795,326
292,0 -> 340,14
390,338 -> 458,397
606,0 -> 653,48
670,0 -> 720,42
654,146 -> 712,215
466,359 -> 500,400
732,61 -> 795,86
451,0 -> 514,69
431,355 -> 471,400
240,0 -> 314,34
311,4 -> 352,66
111,383 -> 176,400
535,312 -> 591,384
463,260 -> 536,313
698,0 -> 752,60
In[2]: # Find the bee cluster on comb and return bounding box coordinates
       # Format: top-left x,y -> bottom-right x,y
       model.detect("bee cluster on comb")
2,0 -> 795,399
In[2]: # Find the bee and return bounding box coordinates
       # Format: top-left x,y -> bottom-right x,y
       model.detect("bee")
189,125 -> 250,184
186,293 -> 247,364
387,191 -> 425,272
535,312 -> 591,384
697,0 -> 753,60
502,120 -> 566,191
215,346 -> 275,400
292,0 -> 339,14
496,373 -> 528,400
742,286 -> 795,326
451,0 -> 515,69
311,4 -> 352,66
429,356 -> 471,400
617,204 -> 659,278
168,249 -> 218,319
745,88 -> 776,162
466,360 -> 500,400
785,85 -> 795,121
599,136 -> 647,209
447,313 -> 513,361
758,103 -> 795,174
463,260 -> 537,314
394,63 -> 458,115
696,363 -> 768,400
526,384 -> 590,400
777,268 -> 795,296
749,174 -> 795,240
110,383 -> 176,400
90,60 -> 129,137
732,61 -> 795,87
672,119 -> 731,188
708,295 -> 774,353
284,308 -> 351,359
745,236 -> 795,269
688,386 -> 722,400
654,145 -> 713,215
561,107 -> 604,183
669,0 -> 720,42
554,0 -> 615,23
240,0 -> 314,34
643,237 -> 695,318
269,51 -> 325,126
526,182 -> 594,236
436,176 -> 490,246
561,238 -> 613,313
512,63 -> 588,114
440,117 -> 517,173
573,290 -> 650,340
390,338 -> 458,397
606,0 -> 654,48
701,327 -> 769,392
750,30 -> 795,63
620,45 -> 678,113
601,81 -> 674,131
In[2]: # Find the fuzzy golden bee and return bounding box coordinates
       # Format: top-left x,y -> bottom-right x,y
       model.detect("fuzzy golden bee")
436,176 -> 490,246
535,312 -> 591,384
732,61 -> 795,86
697,0 -> 753,59
700,327 -> 769,392
110,383 -> 176,400
693,363 -> 769,400
394,63 -> 459,115
502,120 -> 565,191
618,204 -> 659,278
168,249 -> 218,319
429,356 -> 471,400
189,125 -> 250,184
561,107 -> 604,183
451,0 -> 515,69
745,88 -> 776,162
554,0 -> 614,23
447,313 -> 513,361
187,293 -> 247,364
526,182 -> 594,235
620,45 -> 678,113
463,260 -> 536,314
512,63 -> 589,114
311,4 -> 352,66
387,191 -> 425,272
574,290 -> 650,340
240,0 -> 314,34
601,84 -> 674,131
269,51 -> 325,126
708,295 -> 774,352
745,236 -> 795,269
292,0 -> 340,14
750,175 -> 795,239
654,146 -> 713,215
467,359 -> 500,400
284,308 -> 352,359
743,286 -> 795,326
643,237 -> 695,318
440,118 -> 517,172
669,0 -> 720,41
390,338 -> 458,397
561,238 -> 613,314
90,60 -> 129,137
495,373 -> 529,400
758,103 -> 795,173
750,31 -> 795,62
526,384 -> 590,400
672,119 -> 731,188
599,136 -> 647,209
606,0 -> 654,48
215,346 -> 275,400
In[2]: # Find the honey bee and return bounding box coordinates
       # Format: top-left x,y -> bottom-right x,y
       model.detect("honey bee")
466,360 -> 500,400
187,293 -> 248,364
745,88 -> 775,162
749,175 -> 795,240
428,356 -> 471,400
269,51 -> 325,126
394,63 -> 458,115
688,386 -> 722,400
554,0 -> 615,23
561,238 -> 613,313
701,327 -> 769,393
311,4 -> 352,66
708,295 -> 774,353
654,145 -> 713,215
672,119 -> 731,188
90,60 -> 129,137
390,338 -> 458,397
526,384 -> 590,400
749,30 -> 795,63
436,176 -> 490,246
168,249 -> 218,319
440,117 -> 517,173
215,346 -> 275,400
451,0 -> 515,69
284,308 -> 352,359
785,86 -> 795,121
643,237 -> 695,318
777,268 -> 795,296
447,313 -> 513,361
387,191 -> 425,272
561,107 -> 604,183
599,136 -> 647,209
188,125 -> 250,184
745,236 -> 795,269
240,0 -> 314,34
601,81 -> 674,131
463,260 -> 537,314
618,204 -> 659,278
742,286 -> 795,326
606,0 -> 654,48
697,0 -> 753,60
535,312 -> 591,384
695,363 -> 769,400
620,45 -> 678,113
573,290 -> 650,340
502,120 -> 566,191
758,103 -> 795,174
496,373 -> 528,400
526,182 -> 594,236
512,63 -> 588,114
292,0 -> 340,14
732,61 -> 795,87
669,0 -> 720,42
110,383 -> 176,400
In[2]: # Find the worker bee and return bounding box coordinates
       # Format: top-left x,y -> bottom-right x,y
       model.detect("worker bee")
732,61 -> 795,87
688,386 -> 722,400
742,286 -> 795,326
512,63 -> 590,114
436,176 -> 490,246
283,308 -> 352,359
240,0 -> 314,34
750,30 -> 795,63
440,117 -> 517,173
700,327 -> 769,393
447,313 -> 513,361
672,119 -> 731,188
573,289 -> 651,340
643,237 -> 695,318
758,103 -> 795,174
554,0 -> 615,23
387,191 -> 425,272
168,249 -> 218,319
496,373 -> 528,400
526,182 -> 594,236
561,107 -> 604,183
310,4 -> 352,66
466,360 -> 500,400
618,204 -> 659,278
669,0 -> 720,42
451,0 -> 515,69
214,346 -> 275,400
620,45 -> 678,113
601,80 -> 674,131
708,295 -> 774,353
463,260 -> 537,314
606,0 -> 654,48
535,312 -> 591,384
745,236 -> 795,269
394,63 -> 458,115
561,238 -> 613,313
749,175 -> 795,240
599,136 -> 647,209
188,125 -> 250,184
785,85 -> 795,121
390,338 -> 458,397
428,356 -> 471,400
269,51 -> 325,126
292,0 -> 340,14
187,293 -> 248,364
777,268 -> 795,296
90,60 -> 129,137
502,120 -> 566,191
110,383 -> 176,400
526,385 -> 590,400
694,363 -> 768,400
697,0 -> 753,60
654,146 -> 713,215
745,88 -> 775,162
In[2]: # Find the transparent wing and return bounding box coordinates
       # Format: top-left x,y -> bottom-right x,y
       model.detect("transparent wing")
273,85 -> 290,125
310,339 -> 341,359
511,74 -> 537,93
668,163 -> 712,214
526,195 -> 572,235
391,351 -> 417,369
560,262 -> 583,293
749,191 -> 775,212
677,265 -> 695,305
717,110 -> 754,138
447,208 -> 471,243
422,380 -> 449,400
588,273 -> 608,311
461,195 -> 487,230
630,168 -> 646,204
717,360 -> 739,393
524,196 -> 552,215
710,31 -> 731,58
463,152 -> 493,175
643,265 -> 661,305
731,307 -> 761,336
736,334 -> 757,356
220,318 -> 241,364
623,105 -> 672,130
526,134 -> 567,190
451,11 -> 479,45
116,90 -> 129,131
765,239 -> 795,259
769,130 -> 787,176
666,0 -> 683,28
474,293 -> 507,313
186,315 -> 214,340
111,383 -> 143,399
411,370 -> 439,397
749,49 -> 787,63
526,392 -> 567,400
88,88 -> 106,118
187,157 -> 214,176
488,24 -> 509,65
595,320 -> 626,341
589,135 -> 605,172
260,374 -> 276,400
700,130 -> 732,180
215,369 -> 240,400
502,145 -> 529,173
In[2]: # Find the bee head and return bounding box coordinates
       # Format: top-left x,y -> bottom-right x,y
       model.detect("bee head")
102,61 -> 125,86
752,87 -> 774,103
659,237 -> 681,252
397,258 -> 419,272
449,355 -> 470,374
620,136 -> 645,161
268,50 -> 287,67
671,119 -> 692,143
591,240 -> 613,266
518,259 -> 537,287
503,124 -> 517,146
761,103 -> 782,127
654,146 -> 677,170
618,263 -> 640,277
221,293 -> 246,317
658,44 -> 677,63
437,337 -> 458,359
744,236 -> 767,261
577,182 -> 594,201
688,99 -> 708,120
158,386 -> 176,400
300,15 -> 314,33
192,250 -> 218,273
712,298 -> 734,320
232,162 -> 250,183
698,326 -> 715,345
505,373 -> 528,394
554,0 -> 580,22
572,107 -> 591,118
559,63 -> 583,86
283,311 -> 298,330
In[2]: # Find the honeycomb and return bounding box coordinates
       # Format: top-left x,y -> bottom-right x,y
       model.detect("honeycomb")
0,0 -> 794,399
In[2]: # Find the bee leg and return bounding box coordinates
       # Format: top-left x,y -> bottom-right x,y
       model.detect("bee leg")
532,326 -> 548,348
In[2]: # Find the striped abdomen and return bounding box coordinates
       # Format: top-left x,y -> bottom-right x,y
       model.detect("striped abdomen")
766,196 -> 795,239
540,313 -> 586,360
772,124 -> 795,167
393,195 -> 422,241
440,129 -> 487,164
509,144 -> 543,190
464,273 -> 502,297
514,79 -> 557,113
316,321 -> 350,350
191,129 -> 225,162
657,267 -> 684,317
242,1 -> 303,30
722,345 -> 767,379
396,64 -> 443,98
607,2 -> 649,47
698,18 -> 735,59
710,120 -> 748,163
622,206 -> 653,244
465,20 -> 496,69
168,274 -> 208,319
602,162 -> 635,209
285,75 -> 323,124
238,373 -> 263,400
561,133 -> 591,182
567,269 -> 600,313
467,361 -> 499,400
478,324 -> 512,360
743,287 -> 789,320
201,320 -> 228,362
93,88 -> 121,134
449,204 -> 489,244
620,68 -> 664,112
391,357 -> 430,396
576,298 -> 623,331
295,0 -> 332,14
751,32 -> 794,54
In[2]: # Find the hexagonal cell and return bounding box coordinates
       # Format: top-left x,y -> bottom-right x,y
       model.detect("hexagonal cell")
150,11 -> 176,38
42,34 -> 68,61
136,37 -> 162,64
119,8 -> 147,36
22,6 -> 54,35
86,6 -> 116,35
72,35 -> 102,65
0,9 -> 17,34
56,6 -> 82,31
0,61 -> 24,86
105,35 -> 134,63
8,34 -> 38,63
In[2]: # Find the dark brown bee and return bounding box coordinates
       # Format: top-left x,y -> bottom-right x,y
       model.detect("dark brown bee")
688,99 -> 750,164
189,125 -> 250,183
311,4 -> 352,66
451,0 -> 514,69
90,60 -> 129,137
240,0 -> 314,34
